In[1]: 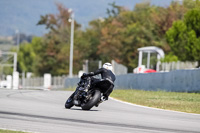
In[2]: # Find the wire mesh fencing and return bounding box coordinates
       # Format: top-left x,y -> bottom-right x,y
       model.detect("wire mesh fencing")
112,60 -> 128,75
160,61 -> 198,72
19,76 -> 66,90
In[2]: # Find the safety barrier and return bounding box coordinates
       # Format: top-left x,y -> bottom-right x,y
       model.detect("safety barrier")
115,69 -> 200,92
64,77 -> 79,89
64,69 -> 200,92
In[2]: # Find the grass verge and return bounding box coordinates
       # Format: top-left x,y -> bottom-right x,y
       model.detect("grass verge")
0,129 -> 27,133
58,87 -> 75,91
110,89 -> 200,114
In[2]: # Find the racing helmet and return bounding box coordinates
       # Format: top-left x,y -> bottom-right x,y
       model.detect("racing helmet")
103,63 -> 113,71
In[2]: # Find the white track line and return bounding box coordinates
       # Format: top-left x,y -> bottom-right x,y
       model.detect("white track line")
110,97 -> 200,116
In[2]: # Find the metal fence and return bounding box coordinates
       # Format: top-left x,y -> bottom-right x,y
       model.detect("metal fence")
82,60 -> 128,75
20,77 -> 43,88
112,60 -> 128,75
19,76 -> 66,89
82,60 -> 102,73
160,61 -> 198,72
51,76 -> 66,89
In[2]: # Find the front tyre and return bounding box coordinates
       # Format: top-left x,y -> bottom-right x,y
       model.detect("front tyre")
65,93 -> 75,109
81,90 -> 101,110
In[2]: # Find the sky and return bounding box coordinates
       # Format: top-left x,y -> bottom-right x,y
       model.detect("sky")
0,0 -> 174,36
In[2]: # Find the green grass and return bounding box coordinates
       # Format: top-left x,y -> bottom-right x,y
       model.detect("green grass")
59,87 -> 75,91
111,89 -> 200,114
0,129 -> 27,133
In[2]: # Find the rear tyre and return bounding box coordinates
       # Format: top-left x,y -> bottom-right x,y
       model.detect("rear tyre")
81,89 -> 101,110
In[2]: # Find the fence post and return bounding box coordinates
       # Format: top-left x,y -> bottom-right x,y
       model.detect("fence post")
44,73 -> 51,89
13,71 -> 19,90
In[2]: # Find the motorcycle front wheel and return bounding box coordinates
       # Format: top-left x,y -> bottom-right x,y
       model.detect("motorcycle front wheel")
65,93 -> 75,109
81,89 -> 101,110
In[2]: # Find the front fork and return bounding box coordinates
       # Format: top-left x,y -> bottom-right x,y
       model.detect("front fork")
73,88 -> 88,106
73,78 -> 92,105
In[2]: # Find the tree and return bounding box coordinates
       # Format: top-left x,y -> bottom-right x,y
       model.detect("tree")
17,0 -> 200,75
166,8 -> 200,65
97,19 -> 124,63
119,2 -> 164,70
17,37 -> 42,73
37,3 -> 82,76
151,4 -> 185,37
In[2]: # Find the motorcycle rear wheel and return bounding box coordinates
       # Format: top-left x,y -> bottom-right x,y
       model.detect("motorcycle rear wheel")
81,89 -> 101,110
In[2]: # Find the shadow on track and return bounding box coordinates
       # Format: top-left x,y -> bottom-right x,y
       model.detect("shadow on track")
67,108 -> 101,112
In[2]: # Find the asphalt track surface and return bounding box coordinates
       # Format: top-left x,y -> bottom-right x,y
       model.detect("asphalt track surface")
0,89 -> 200,133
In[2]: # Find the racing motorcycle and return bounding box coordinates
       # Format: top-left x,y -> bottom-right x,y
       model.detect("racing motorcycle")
65,75 -> 113,110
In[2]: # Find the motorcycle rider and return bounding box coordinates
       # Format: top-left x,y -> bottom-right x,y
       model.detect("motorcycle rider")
81,62 -> 116,103
65,62 -> 116,108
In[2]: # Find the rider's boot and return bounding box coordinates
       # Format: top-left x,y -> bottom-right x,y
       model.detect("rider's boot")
95,96 -> 108,107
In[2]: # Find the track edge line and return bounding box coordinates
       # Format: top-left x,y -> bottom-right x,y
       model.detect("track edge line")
110,97 -> 200,116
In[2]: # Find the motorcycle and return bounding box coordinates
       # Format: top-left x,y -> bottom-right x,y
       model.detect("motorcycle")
65,75 -> 114,110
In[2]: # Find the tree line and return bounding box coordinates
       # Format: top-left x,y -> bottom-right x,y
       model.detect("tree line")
14,0 -> 200,76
